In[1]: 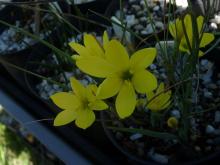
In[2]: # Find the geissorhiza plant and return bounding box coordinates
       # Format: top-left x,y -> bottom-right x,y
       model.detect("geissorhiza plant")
169,14 -> 214,56
50,78 -> 108,129
69,33 -> 158,119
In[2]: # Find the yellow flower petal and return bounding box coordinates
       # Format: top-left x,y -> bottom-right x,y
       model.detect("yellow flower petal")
75,109 -> 95,129
179,37 -> 190,53
200,33 -> 214,48
198,50 -> 204,57
50,92 -> 80,110
105,40 -> 129,71
132,70 -> 157,93
169,18 -> 183,41
54,110 -> 77,126
69,42 -> 90,57
184,14 -> 193,44
116,81 -> 136,118
70,78 -> 85,100
86,85 -> 96,102
97,76 -> 123,99
130,48 -> 157,71
76,56 -> 116,78
87,84 -> 98,94
84,34 -> 105,58
147,89 -> 171,111
161,100 -> 171,109
89,100 -> 108,110
156,82 -> 164,95
197,15 -> 204,34
146,91 -> 154,100
103,31 -> 109,50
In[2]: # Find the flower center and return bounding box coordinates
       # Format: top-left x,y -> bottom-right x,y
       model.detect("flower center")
82,99 -> 90,109
122,70 -> 133,81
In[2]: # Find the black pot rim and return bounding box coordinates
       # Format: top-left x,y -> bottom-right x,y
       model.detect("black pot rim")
100,111 -> 220,165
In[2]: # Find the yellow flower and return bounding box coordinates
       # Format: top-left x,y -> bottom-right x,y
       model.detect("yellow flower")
50,78 -> 108,129
169,14 -> 214,56
146,83 -> 171,111
71,37 -> 157,118
167,117 -> 178,128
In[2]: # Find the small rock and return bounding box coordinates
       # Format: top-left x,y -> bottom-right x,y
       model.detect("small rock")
139,16 -> 148,22
126,15 -> 137,27
204,91 -> 213,98
195,146 -> 201,152
214,15 -> 220,24
161,73 -> 167,79
134,24 -> 144,31
140,30 -> 148,35
53,84 -> 60,90
206,125 -> 215,134
201,59 -> 209,66
171,110 -> 181,119
136,11 -> 145,17
132,4 -> 141,11
130,133 -> 143,141
155,21 -> 164,29
210,22 -> 218,30
153,5 -> 160,11
146,24 -> 154,34
150,64 -> 157,70
148,149 -> 169,164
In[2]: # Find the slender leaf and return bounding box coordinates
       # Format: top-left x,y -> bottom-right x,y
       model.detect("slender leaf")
108,126 -> 178,140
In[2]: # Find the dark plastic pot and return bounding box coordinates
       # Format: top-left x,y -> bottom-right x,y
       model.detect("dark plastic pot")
100,46 -> 220,164
101,110 -> 220,165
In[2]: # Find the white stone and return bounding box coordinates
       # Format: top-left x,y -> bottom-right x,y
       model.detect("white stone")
210,22 -> 218,30
155,21 -> 164,29
214,15 -> 220,24
148,149 -> 169,164
150,64 -> 157,70
126,15 -> 137,28
153,5 -> 160,11
206,125 -> 215,134
146,24 -> 154,34
171,110 -> 181,119
204,91 -> 213,98
130,133 -> 143,141
171,0 -> 188,8
111,16 -> 132,43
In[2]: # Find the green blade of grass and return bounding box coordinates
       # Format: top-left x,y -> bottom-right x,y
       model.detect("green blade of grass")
108,126 -> 178,140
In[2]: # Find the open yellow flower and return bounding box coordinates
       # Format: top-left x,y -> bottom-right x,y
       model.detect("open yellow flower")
71,37 -> 157,118
50,78 -> 108,129
169,14 -> 214,56
146,83 -> 171,111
